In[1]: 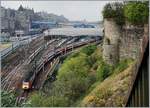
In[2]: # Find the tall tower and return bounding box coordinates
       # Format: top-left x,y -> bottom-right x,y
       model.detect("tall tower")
103,18 -> 121,65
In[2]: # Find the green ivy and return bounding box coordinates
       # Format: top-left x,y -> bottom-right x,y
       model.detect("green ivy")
124,1 -> 149,25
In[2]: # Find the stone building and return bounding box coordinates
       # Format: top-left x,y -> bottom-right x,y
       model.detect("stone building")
1,7 -> 16,34
1,5 -> 34,35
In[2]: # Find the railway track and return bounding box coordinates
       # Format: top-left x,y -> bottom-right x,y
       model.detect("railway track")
32,39 -> 100,90
1,36 -> 45,90
13,38 -> 101,105
13,39 -> 66,105
1,37 -> 63,91
1,36 -> 44,77
15,90 -> 29,106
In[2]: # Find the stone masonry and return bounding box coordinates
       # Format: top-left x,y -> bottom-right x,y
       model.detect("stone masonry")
103,18 -> 148,65
103,18 -> 121,65
119,24 -> 144,61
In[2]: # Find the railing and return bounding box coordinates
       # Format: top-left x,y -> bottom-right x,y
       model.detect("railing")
126,43 -> 149,107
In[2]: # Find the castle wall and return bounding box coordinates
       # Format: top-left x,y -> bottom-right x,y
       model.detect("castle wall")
103,18 -> 121,44
103,44 -> 119,65
103,18 -> 148,64
103,18 -> 121,65
119,25 -> 145,60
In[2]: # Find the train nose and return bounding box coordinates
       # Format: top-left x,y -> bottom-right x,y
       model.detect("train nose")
22,81 -> 30,90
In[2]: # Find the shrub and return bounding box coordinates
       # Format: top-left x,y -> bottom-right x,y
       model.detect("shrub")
113,59 -> 133,74
1,90 -> 16,107
96,61 -> 113,81
57,53 -> 90,79
81,45 -> 97,56
124,1 -> 149,25
102,2 -> 125,25
41,96 -> 69,107
25,92 -> 69,107
64,52 -> 79,61
26,92 -> 44,107
38,53 -> 92,106
25,45 -> 101,107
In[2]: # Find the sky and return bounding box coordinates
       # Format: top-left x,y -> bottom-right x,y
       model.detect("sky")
1,1 -> 111,22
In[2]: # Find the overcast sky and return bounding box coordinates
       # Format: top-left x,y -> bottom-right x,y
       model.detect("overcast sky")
1,1 -> 111,22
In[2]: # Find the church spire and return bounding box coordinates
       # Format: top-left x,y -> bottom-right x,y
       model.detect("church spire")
18,5 -> 24,11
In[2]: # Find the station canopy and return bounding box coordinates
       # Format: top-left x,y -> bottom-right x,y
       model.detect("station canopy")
44,28 -> 103,37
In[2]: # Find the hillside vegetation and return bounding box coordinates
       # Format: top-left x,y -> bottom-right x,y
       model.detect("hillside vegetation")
23,44 -> 134,107
24,44 -> 101,107
80,61 -> 134,107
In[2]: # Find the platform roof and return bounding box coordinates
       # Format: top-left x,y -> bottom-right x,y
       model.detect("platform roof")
44,28 -> 103,37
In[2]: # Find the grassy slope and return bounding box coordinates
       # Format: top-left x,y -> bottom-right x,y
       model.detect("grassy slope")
80,62 -> 135,107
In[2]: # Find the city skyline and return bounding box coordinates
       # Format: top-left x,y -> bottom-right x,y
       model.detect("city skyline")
1,1 -> 111,21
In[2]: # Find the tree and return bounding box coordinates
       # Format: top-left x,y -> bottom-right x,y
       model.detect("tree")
25,45 -> 100,107
102,2 -> 125,25
49,53 -> 94,105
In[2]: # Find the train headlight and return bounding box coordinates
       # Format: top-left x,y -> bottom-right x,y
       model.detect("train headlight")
22,82 -> 30,89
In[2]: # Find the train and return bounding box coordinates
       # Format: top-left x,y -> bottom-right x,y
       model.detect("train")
22,38 -> 100,90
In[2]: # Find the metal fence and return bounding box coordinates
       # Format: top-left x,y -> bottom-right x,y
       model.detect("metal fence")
1,34 -> 43,59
